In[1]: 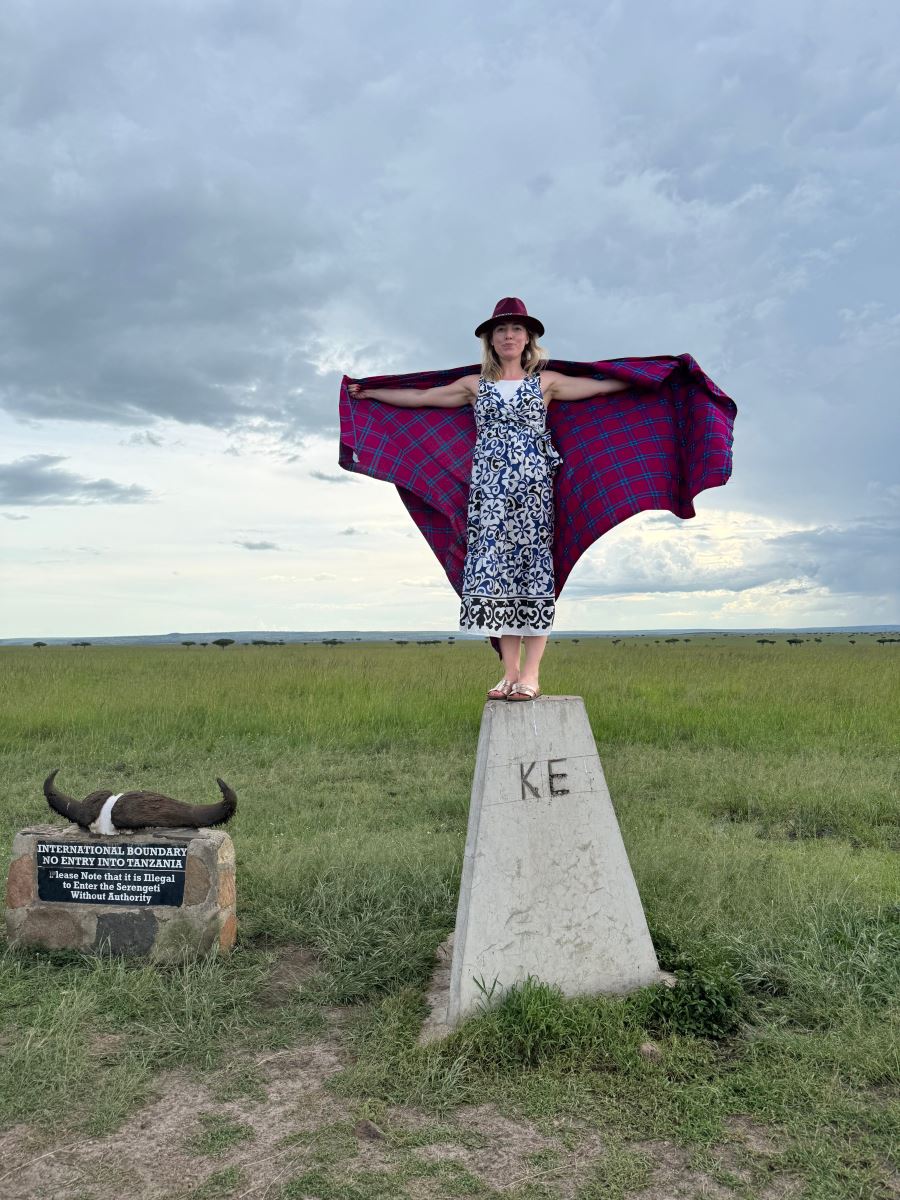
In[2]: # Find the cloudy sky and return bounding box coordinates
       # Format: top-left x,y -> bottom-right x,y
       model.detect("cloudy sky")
1,0 -> 898,637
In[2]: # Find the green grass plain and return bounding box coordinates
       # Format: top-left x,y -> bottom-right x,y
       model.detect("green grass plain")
0,636 -> 897,1199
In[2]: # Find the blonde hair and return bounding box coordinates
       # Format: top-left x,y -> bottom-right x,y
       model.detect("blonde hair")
479,328 -> 548,381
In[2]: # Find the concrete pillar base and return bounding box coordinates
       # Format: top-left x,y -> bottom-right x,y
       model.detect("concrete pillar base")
447,696 -> 664,1027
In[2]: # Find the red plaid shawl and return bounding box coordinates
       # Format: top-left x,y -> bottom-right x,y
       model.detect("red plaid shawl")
338,354 -> 736,600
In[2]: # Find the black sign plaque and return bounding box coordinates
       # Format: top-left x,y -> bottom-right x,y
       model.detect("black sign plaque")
36,841 -> 188,906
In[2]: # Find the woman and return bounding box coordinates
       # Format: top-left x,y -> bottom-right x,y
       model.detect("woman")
348,298 -> 630,701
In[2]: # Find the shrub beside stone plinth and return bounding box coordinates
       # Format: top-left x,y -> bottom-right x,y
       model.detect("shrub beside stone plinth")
5,824 -> 236,961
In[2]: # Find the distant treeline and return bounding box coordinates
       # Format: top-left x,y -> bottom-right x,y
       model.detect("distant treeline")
28,633 -> 900,650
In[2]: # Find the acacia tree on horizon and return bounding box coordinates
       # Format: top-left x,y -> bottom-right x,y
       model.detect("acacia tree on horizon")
212,638 -> 235,650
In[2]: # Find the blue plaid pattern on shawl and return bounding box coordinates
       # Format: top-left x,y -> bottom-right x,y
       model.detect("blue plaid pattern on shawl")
338,354 -> 736,601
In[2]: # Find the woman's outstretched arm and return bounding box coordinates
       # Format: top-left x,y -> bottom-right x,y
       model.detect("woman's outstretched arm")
348,375 -> 478,408
540,371 -> 630,402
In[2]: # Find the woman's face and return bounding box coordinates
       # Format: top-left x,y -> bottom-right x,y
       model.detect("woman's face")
491,322 -> 529,362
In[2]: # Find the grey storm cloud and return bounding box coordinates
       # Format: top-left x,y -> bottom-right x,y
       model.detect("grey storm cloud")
565,516 -> 899,602
125,430 -> 165,447
766,518 -> 900,596
565,545 -> 771,599
234,540 -> 280,551
1,5 -> 898,440
0,454 -> 150,506
309,470 -> 349,484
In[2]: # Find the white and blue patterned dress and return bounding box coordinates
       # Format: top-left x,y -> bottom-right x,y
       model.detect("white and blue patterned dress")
459,372 -> 563,636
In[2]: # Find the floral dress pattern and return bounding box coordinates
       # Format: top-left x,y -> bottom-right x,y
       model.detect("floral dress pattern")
459,372 -> 563,636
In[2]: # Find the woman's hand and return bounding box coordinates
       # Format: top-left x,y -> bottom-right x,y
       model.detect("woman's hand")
347,382 -> 368,400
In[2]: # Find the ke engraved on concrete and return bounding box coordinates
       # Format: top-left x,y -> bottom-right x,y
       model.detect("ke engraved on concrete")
518,758 -> 571,800
36,840 -> 187,906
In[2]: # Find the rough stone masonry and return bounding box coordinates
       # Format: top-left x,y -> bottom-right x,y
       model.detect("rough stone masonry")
5,824 -> 236,961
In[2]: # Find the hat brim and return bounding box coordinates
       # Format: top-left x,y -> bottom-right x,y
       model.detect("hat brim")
475,313 -> 545,339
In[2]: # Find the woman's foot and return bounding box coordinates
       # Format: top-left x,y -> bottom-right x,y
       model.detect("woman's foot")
487,678 -> 518,699
508,676 -> 540,701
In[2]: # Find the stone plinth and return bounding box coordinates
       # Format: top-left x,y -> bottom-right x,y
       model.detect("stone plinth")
5,824 -> 236,961
447,696 -> 662,1025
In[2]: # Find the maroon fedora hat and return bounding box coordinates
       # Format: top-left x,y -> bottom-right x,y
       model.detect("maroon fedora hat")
475,297 -> 545,339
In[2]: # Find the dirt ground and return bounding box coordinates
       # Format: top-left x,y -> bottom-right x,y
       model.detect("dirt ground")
0,1034 -> 805,1199
0,1060 -> 803,1199
0,947 -> 809,1200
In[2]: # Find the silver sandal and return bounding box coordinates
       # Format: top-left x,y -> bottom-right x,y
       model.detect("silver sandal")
487,679 -> 517,699
508,683 -> 541,702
